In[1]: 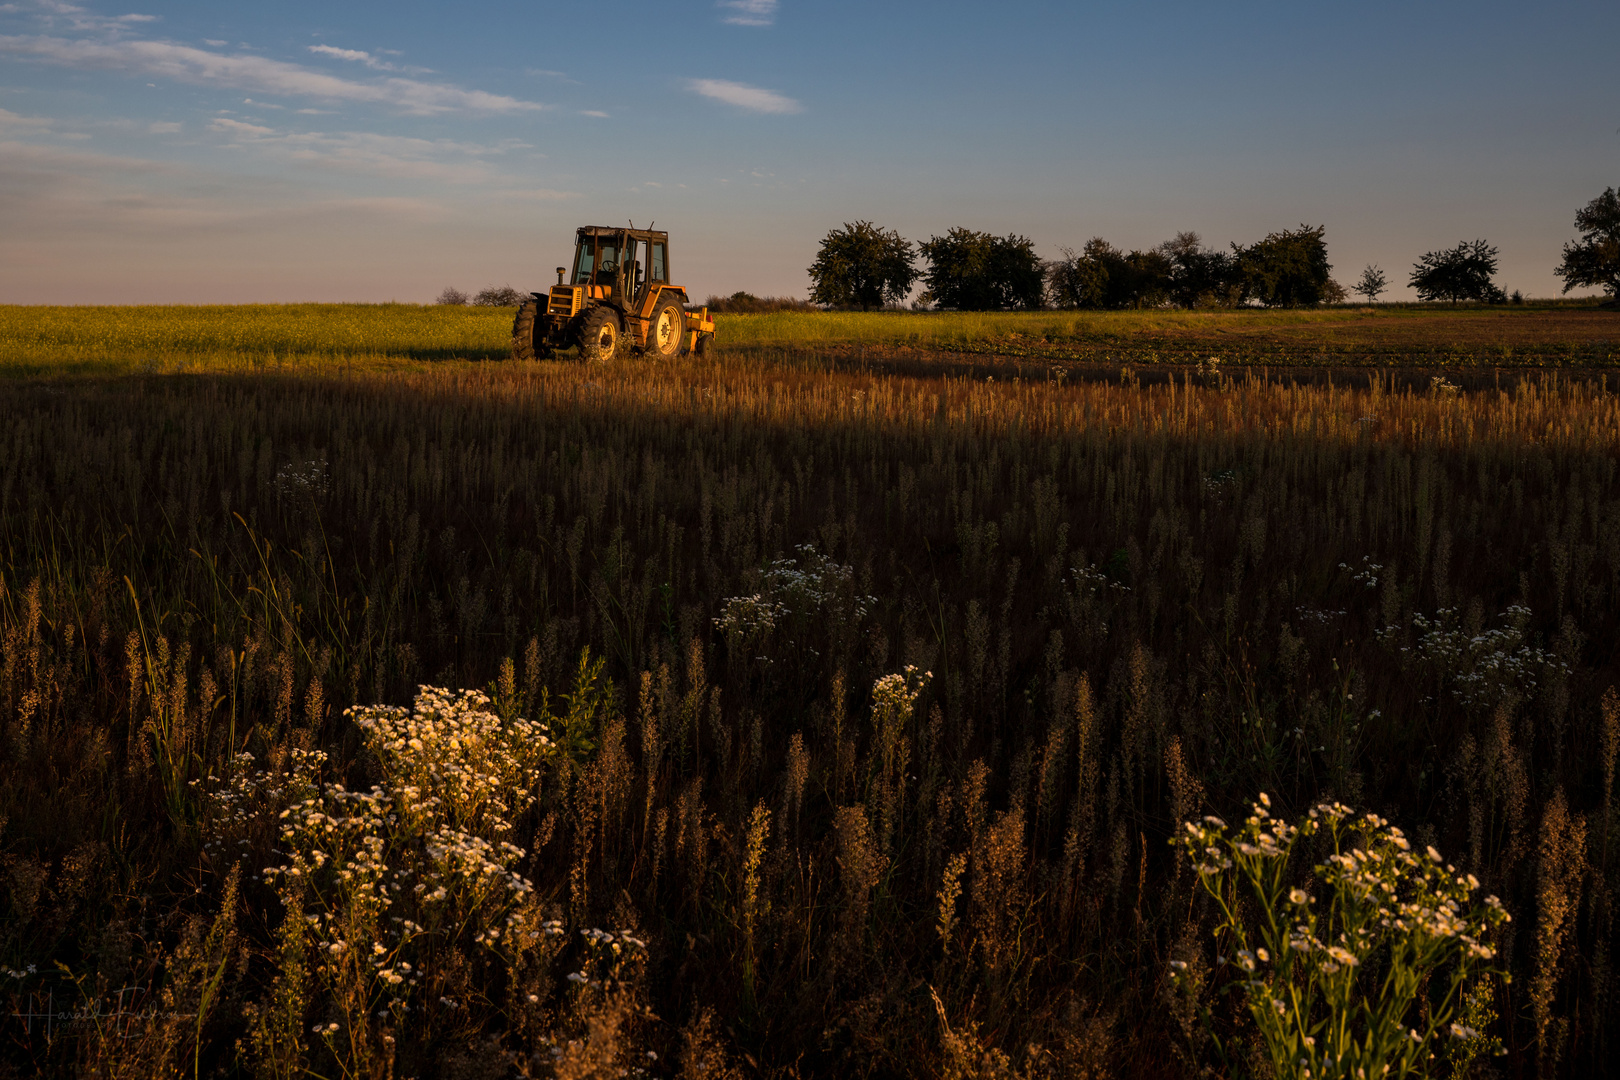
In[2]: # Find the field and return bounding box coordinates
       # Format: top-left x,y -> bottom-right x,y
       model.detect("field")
1,303 -> 1618,1078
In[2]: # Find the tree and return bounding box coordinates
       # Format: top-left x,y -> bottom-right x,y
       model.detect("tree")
1046,238 -> 1175,310
1235,225 -> 1335,307
1555,186 -> 1620,301
918,229 -> 1045,310
1409,240 -> 1506,304
472,284 -> 524,307
435,286 -> 469,305
806,221 -> 917,310
1159,231 -> 1241,308
1047,240 -> 1113,309
1353,265 -> 1387,304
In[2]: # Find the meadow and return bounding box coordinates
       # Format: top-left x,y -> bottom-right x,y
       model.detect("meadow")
4,301 -> 1617,377
1,303 -> 1618,1078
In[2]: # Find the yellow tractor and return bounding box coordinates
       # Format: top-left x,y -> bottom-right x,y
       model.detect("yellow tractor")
511,225 -> 716,361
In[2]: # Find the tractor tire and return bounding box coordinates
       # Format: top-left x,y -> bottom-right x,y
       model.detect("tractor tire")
510,298 -> 550,361
693,331 -> 714,359
577,306 -> 621,363
645,296 -> 686,360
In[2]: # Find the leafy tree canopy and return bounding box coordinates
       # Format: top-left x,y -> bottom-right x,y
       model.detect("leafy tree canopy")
918,229 -> 1045,310
1047,238 -> 1180,310
1157,232 -> 1243,308
1410,240 -> 1506,305
1237,225 -> 1338,308
806,221 -> 918,310
1555,186 -> 1620,301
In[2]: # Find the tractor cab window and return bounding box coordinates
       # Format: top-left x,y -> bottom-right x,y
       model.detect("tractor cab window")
574,237 -> 622,286
650,242 -> 667,282
572,241 -> 595,284
594,242 -> 619,283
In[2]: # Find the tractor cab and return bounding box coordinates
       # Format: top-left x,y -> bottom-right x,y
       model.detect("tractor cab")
569,227 -> 671,302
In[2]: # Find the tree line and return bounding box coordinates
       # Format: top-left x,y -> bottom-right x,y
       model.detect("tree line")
805,185 -> 1620,311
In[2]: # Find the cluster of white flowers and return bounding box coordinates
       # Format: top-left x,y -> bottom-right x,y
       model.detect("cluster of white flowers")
196,748 -> 326,863
1338,555 -> 1383,589
564,927 -> 648,991
713,594 -> 789,637
871,666 -> 930,727
1203,469 -> 1240,498
1070,562 -> 1131,596
351,686 -> 552,834
1381,605 -> 1569,706
206,687 -> 559,1019
1174,793 -> 1509,1078
715,543 -> 874,638
274,459 -> 329,500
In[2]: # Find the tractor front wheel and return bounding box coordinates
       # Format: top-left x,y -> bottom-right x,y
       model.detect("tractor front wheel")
578,307 -> 621,363
646,297 -> 686,360
510,297 -> 549,361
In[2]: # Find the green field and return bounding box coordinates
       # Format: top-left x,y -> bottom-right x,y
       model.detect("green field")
4,301 -> 1616,377
1,304 -> 1617,1078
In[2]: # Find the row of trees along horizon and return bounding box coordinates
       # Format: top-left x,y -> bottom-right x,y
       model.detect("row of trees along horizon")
796,184 -> 1620,312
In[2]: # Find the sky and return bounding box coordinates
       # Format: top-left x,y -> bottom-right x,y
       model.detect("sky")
1,0 -> 1616,305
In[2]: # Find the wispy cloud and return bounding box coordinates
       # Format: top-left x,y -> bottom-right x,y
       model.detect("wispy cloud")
308,43 -> 432,75
0,33 -> 544,114
208,117 -> 540,184
717,0 -> 777,27
686,78 -> 800,114
308,44 -> 389,69
16,0 -> 158,34
0,105 -> 52,133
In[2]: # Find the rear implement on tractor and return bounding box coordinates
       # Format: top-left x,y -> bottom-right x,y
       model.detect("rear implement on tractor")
511,225 -> 715,362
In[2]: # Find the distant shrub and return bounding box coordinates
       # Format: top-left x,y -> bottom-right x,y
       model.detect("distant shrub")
703,291 -> 819,313
435,286 -> 469,305
472,284 -> 525,307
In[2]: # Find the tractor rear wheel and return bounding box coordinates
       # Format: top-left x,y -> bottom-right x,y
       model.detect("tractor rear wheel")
578,306 -> 621,363
645,297 -> 685,360
510,297 -> 550,360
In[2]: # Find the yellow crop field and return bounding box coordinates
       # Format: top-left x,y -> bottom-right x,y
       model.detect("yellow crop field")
0,303 -> 1617,1077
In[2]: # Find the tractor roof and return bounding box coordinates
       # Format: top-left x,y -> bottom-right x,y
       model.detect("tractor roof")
576,225 -> 669,243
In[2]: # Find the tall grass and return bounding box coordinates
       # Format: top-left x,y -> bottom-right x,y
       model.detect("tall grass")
1,329 -> 1618,1075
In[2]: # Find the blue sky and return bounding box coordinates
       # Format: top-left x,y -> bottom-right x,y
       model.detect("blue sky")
2,0 -> 1616,304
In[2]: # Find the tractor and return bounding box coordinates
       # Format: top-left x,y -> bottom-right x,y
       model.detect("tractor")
510,225 -> 715,362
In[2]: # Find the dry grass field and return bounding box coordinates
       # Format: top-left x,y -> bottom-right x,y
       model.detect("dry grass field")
1,304 -> 1617,1078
